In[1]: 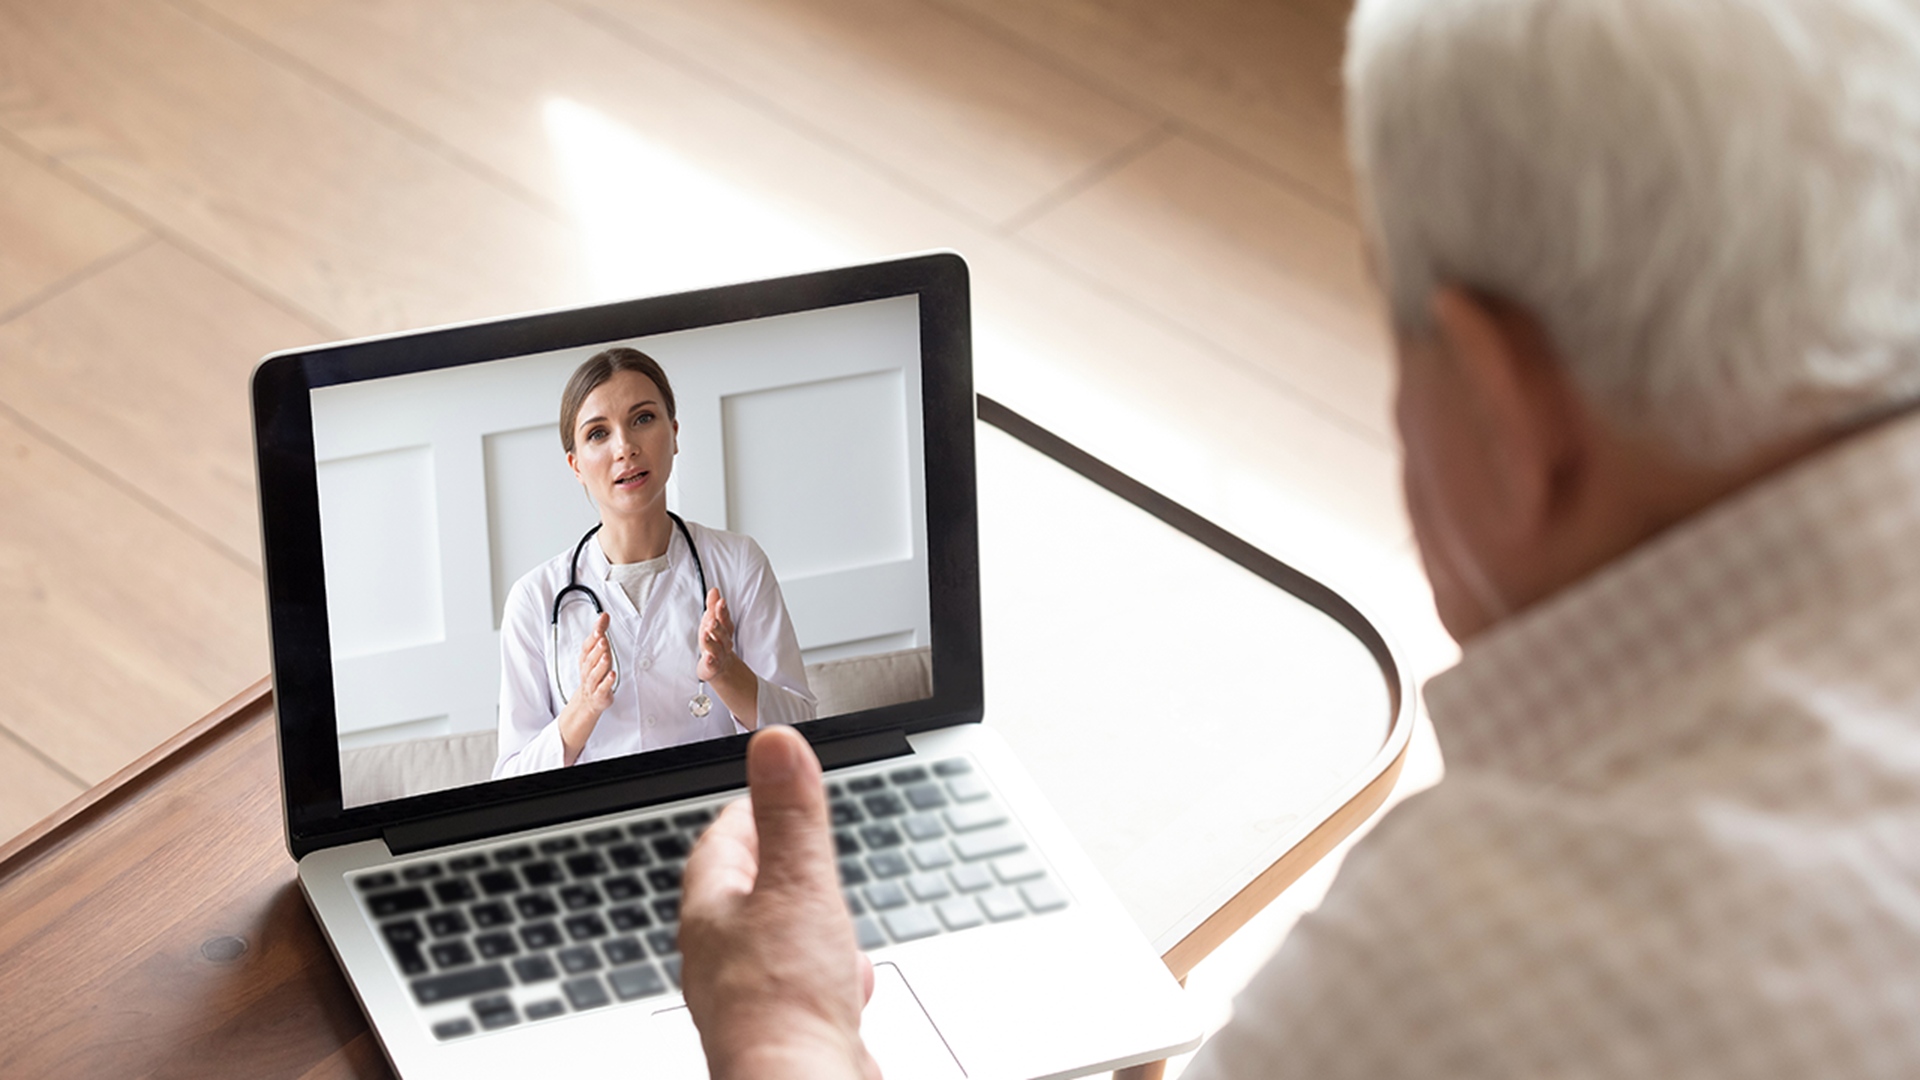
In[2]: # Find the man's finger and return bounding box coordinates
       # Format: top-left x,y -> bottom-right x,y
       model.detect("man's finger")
743,726 -> 835,893
682,797 -> 762,913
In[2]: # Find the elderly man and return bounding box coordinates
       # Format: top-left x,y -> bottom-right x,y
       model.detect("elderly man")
678,0 -> 1920,1075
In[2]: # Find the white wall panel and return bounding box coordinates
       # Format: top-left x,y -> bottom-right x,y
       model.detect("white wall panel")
484,424 -> 600,627
315,446 -> 445,659
722,369 -> 912,578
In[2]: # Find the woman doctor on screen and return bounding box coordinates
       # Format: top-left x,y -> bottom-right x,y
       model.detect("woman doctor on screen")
493,347 -> 814,777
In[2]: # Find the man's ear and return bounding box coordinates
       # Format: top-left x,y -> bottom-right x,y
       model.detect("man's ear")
1428,287 -> 1583,544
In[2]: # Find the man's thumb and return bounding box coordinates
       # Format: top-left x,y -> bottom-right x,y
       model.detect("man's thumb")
746,725 -> 833,886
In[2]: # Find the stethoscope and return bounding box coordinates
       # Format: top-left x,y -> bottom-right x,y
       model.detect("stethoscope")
550,511 -> 713,718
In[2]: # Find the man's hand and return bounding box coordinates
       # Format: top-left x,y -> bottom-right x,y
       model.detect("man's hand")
680,725 -> 880,1080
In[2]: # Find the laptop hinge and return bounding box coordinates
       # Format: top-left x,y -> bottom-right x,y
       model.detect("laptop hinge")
383,727 -> 914,856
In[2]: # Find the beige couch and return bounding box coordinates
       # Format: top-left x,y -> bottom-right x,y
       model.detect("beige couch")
339,646 -> 933,807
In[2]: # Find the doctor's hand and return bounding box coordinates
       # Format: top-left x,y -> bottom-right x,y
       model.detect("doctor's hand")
680,725 -> 879,1080
698,588 -> 762,726
558,612 -> 615,766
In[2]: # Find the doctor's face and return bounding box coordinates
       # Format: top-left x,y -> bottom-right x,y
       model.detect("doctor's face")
567,369 -> 679,518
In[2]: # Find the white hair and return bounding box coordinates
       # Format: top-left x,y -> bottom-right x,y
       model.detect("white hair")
1345,0 -> 1920,462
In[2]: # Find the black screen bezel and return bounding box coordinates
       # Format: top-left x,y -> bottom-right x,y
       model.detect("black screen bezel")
253,252 -> 981,858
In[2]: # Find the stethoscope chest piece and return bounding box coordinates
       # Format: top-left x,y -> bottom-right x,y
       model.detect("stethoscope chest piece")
689,692 -> 712,718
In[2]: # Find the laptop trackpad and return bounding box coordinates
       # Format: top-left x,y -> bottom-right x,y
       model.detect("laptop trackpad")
645,962 -> 961,1078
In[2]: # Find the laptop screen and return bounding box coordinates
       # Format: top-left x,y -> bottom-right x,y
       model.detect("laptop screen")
255,254 -> 980,854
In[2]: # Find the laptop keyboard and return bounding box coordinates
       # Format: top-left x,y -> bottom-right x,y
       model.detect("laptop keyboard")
350,756 -> 1069,1042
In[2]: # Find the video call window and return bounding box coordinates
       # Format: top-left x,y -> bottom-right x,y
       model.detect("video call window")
311,297 -> 933,808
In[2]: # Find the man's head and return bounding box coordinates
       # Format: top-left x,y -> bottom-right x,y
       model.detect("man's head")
1345,0 -> 1920,639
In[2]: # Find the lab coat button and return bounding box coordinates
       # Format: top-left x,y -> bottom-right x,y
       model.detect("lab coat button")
645,716 -> 656,728
639,657 -> 652,671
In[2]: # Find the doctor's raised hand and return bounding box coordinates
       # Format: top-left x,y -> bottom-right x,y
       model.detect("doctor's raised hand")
559,611 -> 616,765
698,588 -> 759,724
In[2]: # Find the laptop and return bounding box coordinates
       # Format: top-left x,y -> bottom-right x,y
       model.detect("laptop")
253,251 -> 1201,1078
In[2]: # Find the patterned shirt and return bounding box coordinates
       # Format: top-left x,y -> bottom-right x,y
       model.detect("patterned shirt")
1187,413 -> 1920,1079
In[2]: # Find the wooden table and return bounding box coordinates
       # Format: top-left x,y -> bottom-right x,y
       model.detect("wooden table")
0,406 -> 1411,1078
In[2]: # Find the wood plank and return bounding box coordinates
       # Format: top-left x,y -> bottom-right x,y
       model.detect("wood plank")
0,733 -> 84,845
0,241 -> 320,563
936,0 -> 1357,215
1015,134 -> 1394,442
551,0 -> 1161,225
0,406 -> 267,783
0,0 -> 587,337
0,690 -> 391,1080
0,137 -> 146,318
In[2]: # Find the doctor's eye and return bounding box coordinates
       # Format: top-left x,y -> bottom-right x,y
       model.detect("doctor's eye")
633,410 -> 657,426
584,425 -> 608,442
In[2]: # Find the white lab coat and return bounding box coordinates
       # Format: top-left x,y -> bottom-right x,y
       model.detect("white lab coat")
493,519 -> 814,777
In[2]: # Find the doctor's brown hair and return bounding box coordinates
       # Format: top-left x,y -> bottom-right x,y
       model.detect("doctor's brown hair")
559,347 -> 678,453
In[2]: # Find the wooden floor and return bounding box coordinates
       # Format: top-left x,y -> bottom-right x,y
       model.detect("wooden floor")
0,0 -> 1446,871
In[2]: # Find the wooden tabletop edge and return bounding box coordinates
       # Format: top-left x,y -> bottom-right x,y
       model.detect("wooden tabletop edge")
1157,740 -> 1410,981
0,675 -> 275,875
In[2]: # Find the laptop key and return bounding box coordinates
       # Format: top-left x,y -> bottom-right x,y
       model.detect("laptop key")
847,776 -> 885,793
946,774 -> 990,802
858,824 -> 904,849
519,922 -> 563,950
356,871 -> 398,892
470,901 -> 514,928
864,881 -> 909,911
608,904 -> 652,931
992,852 -> 1046,884
1021,879 -> 1069,914
563,975 -> 610,1010
835,830 -> 860,857
387,940 -> 429,976
844,889 -> 866,915
473,994 -> 519,1030
367,888 -> 432,918
651,835 -> 692,861
646,928 -> 679,956
854,916 -> 886,951
433,878 -> 478,905
524,998 -> 565,1019
608,843 -> 651,869
952,826 -> 1025,861
672,809 -> 714,832
910,842 -> 953,870
558,945 -> 602,974
902,815 -> 945,842
411,963 -> 510,1004
839,860 -> 870,886
495,844 -> 535,863
979,889 -> 1026,922
949,864 -> 992,892
867,851 -> 910,878
512,955 -> 558,983
629,819 -> 669,837
515,893 -> 559,919
646,866 -> 683,892
402,863 -> 444,882
881,906 -> 941,943
522,862 -> 563,887
888,766 -> 931,785
829,800 -> 864,826
566,852 -> 609,878
539,837 -> 580,855
935,897 -> 984,931
652,896 -> 681,923
862,792 -> 907,818
449,854 -> 489,872
430,941 -> 475,969
426,911 -> 470,938
604,875 -> 645,902
564,913 -> 609,940
585,827 -> 625,846
906,873 -> 951,902
603,936 -> 645,966
903,783 -> 948,811
432,1018 -> 475,1040
610,964 -> 668,1001
945,802 -> 1007,832
477,869 -> 521,896
663,956 -> 683,988
932,758 -> 972,777
475,931 -> 519,959
559,884 -> 603,910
